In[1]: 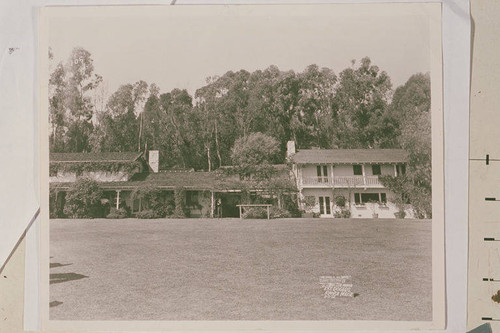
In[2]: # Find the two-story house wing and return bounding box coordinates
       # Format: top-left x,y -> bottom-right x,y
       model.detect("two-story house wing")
286,141 -> 410,218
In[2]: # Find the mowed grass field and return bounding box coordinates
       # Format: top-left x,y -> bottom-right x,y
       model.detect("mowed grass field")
49,218 -> 432,321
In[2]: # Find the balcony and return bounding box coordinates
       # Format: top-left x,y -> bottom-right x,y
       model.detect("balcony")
301,176 -> 383,188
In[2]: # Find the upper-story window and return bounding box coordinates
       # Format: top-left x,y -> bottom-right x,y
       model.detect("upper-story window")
372,164 -> 381,175
316,165 -> 328,182
353,164 -> 363,175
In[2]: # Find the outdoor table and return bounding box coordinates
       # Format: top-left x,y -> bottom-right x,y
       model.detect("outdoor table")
236,204 -> 272,219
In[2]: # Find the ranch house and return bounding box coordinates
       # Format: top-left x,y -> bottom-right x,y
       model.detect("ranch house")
49,151 -> 293,218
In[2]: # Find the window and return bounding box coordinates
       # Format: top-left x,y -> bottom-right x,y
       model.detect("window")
353,164 -> 363,175
318,196 -> 331,215
354,192 -> 387,204
317,165 -> 328,182
372,164 -> 381,175
324,196 -> 331,214
354,193 -> 361,204
361,193 -> 380,203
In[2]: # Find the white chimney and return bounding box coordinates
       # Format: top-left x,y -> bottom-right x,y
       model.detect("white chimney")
286,141 -> 296,160
149,150 -> 159,173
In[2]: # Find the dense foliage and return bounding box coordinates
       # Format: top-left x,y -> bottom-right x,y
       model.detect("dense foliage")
63,178 -> 103,218
378,73 -> 432,218
173,187 -> 188,218
106,207 -> 129,219
133,183 -> 174,218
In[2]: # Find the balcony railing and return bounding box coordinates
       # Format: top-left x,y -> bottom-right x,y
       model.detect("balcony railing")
301,176 -> 382,187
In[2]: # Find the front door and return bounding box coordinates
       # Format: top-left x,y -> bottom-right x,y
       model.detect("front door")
318,196 -> 331,216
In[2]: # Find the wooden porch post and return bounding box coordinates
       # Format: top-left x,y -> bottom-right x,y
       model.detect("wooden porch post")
330,164 -> 334,186
239,205 -> 242,219
361,164 -> 366,187
210,191 -> 215,218
267,205 -> 270,220
394,164 -> 398,176
116,190 -> 121,209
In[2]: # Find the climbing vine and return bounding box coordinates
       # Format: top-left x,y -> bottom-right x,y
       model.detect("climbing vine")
50,161 -> 141,176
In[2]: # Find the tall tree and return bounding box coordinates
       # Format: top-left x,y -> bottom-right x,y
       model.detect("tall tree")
331,57 -> 392,148
48,62 -> 67,152
231,132 -> 280,180
380,73 -> 432,217
90,81 -> 148,152
48,47 -> 102,152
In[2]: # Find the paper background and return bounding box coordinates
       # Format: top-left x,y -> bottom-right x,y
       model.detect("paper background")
0,0 -> 470,332
467,0 -> 500,331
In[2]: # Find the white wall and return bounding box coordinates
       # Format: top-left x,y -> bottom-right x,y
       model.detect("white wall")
300,188 -> 333,213
300,187 -> 413,219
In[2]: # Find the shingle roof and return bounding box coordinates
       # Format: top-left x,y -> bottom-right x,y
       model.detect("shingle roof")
128,170 -> 290,190
142,171 -> 242,190
291,149 -> 409,164
50,152 -> 143,163
51,168 -> 292,191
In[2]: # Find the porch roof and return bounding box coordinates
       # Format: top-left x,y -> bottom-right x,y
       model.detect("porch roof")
50,169 -> 291,192
291,149 -> 409,164
50,152 -> 143,163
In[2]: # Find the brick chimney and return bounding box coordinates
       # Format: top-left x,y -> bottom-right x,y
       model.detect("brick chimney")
148,150 -> 159,173
286,141 -> 296,161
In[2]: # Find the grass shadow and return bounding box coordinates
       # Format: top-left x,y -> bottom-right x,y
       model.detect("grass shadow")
50,262 -> 73,269
49,300 -> 63,307
50,273 -> 88,285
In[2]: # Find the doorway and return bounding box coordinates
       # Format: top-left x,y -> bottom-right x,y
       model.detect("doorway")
318,196 -> 331,216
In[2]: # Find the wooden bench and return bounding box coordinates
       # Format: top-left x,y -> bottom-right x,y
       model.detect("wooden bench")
236,204 -> 272,219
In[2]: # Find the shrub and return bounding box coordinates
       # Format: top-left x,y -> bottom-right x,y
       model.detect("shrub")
282,195 -> 301,217
270,207 -> 291,219
134,184 -> 170,218
136,209 -> 158,219
334,208 -> 351,218
49,188 -> 65,218
106,207 -> 128,219
334,195 -> 347,208
163,204 -> 175,217
63,178 -> 103,218
395,211 -> 406,219
242,207 -> 268,219
303,196 -> 316,209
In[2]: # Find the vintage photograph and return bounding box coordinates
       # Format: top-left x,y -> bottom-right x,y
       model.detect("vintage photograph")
40,3 -> 444,330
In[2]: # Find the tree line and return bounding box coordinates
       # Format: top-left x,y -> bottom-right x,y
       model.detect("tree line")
49,47 -> 432,217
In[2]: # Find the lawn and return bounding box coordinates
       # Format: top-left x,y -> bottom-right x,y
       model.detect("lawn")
49,218 -> 432,321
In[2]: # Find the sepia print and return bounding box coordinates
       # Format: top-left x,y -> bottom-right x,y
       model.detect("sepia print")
39,3 -> 445,331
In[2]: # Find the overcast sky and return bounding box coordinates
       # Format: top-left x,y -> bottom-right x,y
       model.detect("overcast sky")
47,4 -> 435,97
